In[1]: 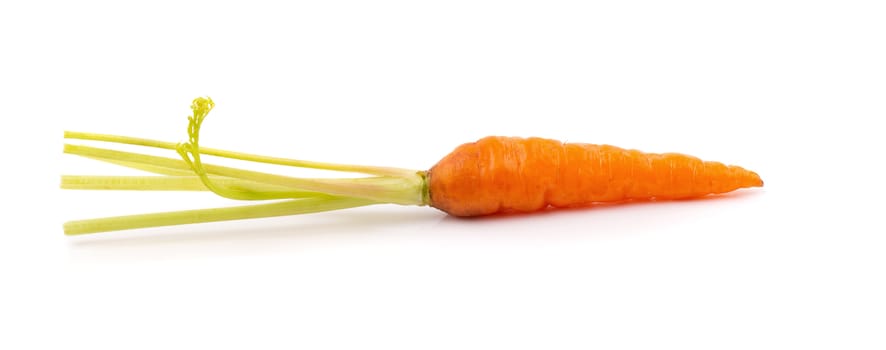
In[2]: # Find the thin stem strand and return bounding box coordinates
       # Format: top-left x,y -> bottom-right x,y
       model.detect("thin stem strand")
80,156 -> 196,176
63,196 -> 376,235
62,175 -> 210,191
60,176 -> 320,198
64,131 -> 418,177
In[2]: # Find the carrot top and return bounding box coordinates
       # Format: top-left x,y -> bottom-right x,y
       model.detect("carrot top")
62,97 -> 429,235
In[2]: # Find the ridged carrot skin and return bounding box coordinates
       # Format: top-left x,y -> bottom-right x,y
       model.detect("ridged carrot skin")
428,136 -> 763,216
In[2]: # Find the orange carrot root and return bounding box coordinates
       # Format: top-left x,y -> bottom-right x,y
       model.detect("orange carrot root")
428,136 -> 763,216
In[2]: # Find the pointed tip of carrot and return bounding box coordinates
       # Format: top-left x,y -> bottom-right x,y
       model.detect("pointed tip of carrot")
726,165 -> 763,191
745,170 -> 764,188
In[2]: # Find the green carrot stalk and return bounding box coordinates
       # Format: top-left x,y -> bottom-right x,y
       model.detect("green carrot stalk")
63,196 -> 375,235
62,97 -> 428,235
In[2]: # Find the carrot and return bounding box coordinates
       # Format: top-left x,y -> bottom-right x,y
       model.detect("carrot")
428,136 -> 763,216
428,137 -> 763,216
61,97 -> 763,235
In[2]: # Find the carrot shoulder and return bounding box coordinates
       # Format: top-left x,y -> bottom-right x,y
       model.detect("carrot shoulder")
428,136 -> 763,216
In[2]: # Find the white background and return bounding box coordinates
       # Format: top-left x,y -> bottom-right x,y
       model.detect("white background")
2,1 -> 885,349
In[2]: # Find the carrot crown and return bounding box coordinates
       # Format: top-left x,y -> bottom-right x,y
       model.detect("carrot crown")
62,97 -> 428,235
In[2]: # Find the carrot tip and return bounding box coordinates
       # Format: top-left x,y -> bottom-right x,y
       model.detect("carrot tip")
748,172 -> 764,187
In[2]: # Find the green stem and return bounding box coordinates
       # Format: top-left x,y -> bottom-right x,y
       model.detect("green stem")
62,175 -> 211,191
61,175 -> 320,198
64,143 -> 425,205
64,131 -> 418,177
64,196 -> 375,235
80,156 -> 196,176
